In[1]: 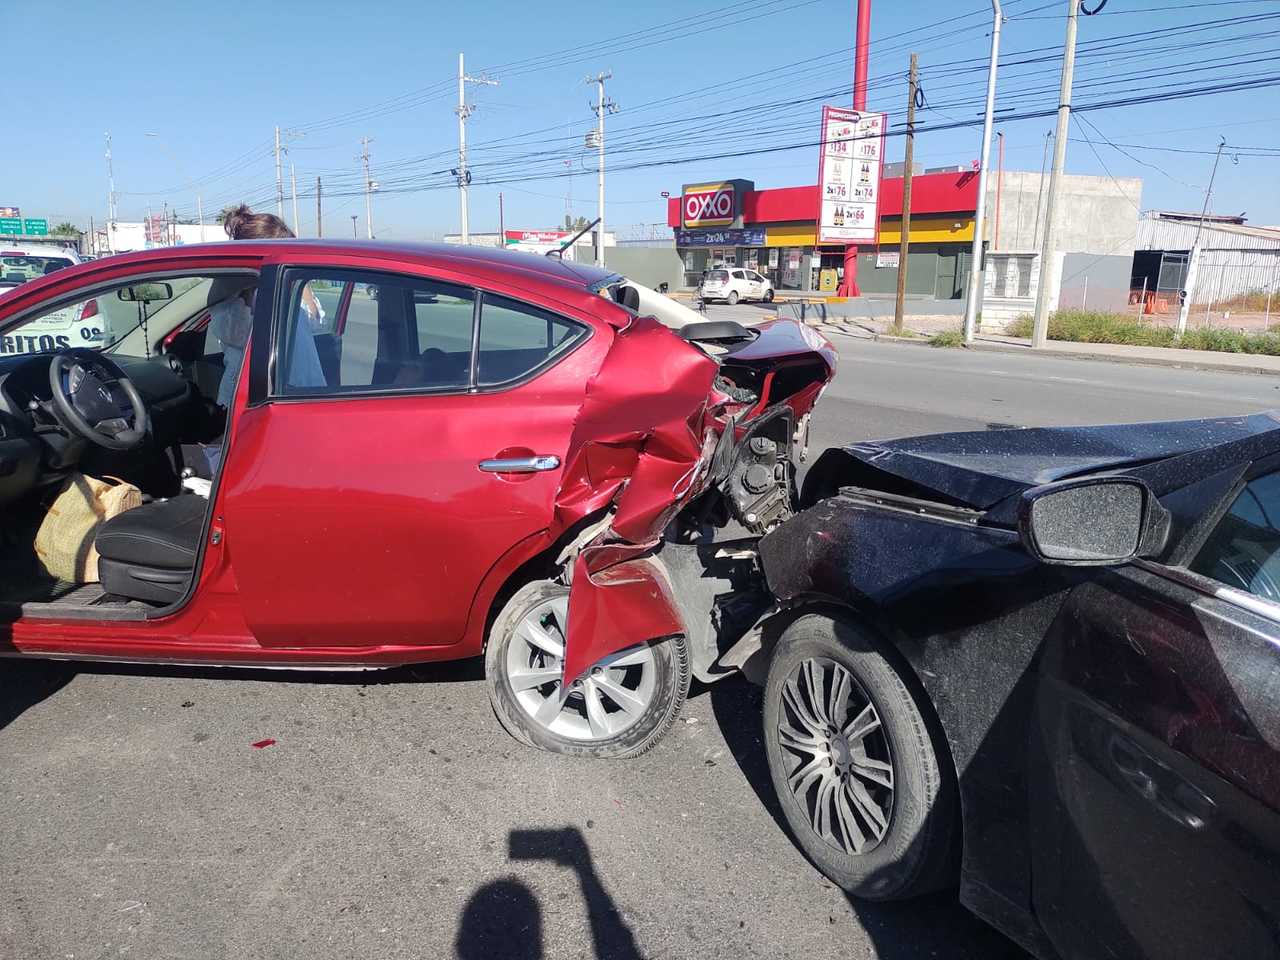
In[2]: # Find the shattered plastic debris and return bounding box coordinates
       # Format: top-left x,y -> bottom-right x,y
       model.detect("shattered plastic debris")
251,738 -> 276,749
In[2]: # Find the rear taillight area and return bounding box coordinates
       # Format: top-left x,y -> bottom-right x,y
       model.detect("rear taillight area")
79,298 -> 99,320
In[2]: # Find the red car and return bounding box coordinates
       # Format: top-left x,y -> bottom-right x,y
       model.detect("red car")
0,241 -> 834,757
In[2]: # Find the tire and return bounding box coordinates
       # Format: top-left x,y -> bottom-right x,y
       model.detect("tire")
486,580 -> 690,759
727,290 -> 740,305
764,288 -> 775,303
763,613 -> 958,900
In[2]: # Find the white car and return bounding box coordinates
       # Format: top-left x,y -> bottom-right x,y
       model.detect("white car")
0,243 -> 104,356
699,267 -> 774,305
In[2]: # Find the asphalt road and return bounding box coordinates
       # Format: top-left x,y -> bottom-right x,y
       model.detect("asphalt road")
4,330 -> 1278,960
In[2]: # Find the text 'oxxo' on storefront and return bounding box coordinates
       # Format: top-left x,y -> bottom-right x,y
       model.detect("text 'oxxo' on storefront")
667,171 -> 981,297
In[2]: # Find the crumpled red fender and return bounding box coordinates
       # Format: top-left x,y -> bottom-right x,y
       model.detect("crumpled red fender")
562,542 -> 685,685
552,316 -> 722,683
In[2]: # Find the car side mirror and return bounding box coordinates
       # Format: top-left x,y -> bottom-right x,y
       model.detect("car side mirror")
118,282 -> 173,303
1018,476 -> 1169,566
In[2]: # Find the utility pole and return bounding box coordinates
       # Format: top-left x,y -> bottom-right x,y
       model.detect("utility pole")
840,0 -> 873,297
197,194 -> 204,242
1032,130 -> 1052,249
290,162 -> 299,235
893,53 -> 919,335
316,176 -> 323,238
275,125 -> 284,219
104,132 -> 116,250
455,52 -> 499,244
499,192 -> 505,241
360,137 -> 376,239
1031,0 -> 1080,349
1177,137 -> 1227,336
962,0 -> 1003,343
587,71 -> 617,267
351,215 -> 358,238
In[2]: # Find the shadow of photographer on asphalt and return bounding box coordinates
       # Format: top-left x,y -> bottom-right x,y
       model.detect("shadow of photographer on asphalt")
456,827 -> 642,960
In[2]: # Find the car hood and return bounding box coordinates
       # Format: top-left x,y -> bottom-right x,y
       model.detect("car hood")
840,412 -> 1280,509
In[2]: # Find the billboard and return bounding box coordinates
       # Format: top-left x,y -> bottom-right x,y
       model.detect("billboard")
817,106 -> 886,244
681,182 -> 737,228
503,229 -> 573,256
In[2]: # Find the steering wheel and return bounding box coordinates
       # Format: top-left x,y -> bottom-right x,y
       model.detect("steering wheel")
47,349 -> 150,452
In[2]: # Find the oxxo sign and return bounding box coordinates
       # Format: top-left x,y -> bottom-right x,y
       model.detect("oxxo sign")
682,183 -> 736,227
681,180 -> 753,230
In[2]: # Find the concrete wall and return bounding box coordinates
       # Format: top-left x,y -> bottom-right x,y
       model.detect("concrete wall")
604,247 -> 686,292
1058,253 -> 1132,312
977,250 -> 1134,332
980,250 -> 1050,332
986,171 -> 1142,257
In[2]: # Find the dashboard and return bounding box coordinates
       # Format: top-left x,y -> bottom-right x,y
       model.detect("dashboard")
0,351 -> 193,505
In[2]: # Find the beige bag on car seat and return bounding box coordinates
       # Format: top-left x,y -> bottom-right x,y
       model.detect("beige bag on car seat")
35,474 -> 143,584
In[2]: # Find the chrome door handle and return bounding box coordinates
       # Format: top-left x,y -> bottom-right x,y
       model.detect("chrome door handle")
479,455 -> 561,473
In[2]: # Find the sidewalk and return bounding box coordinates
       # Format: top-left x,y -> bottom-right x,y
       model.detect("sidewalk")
966,334 -> 1280,377
812,318 -> 1280,377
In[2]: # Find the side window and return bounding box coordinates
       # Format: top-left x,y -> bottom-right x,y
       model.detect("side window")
1190,471 -> 1280,601
476,294 -> 587,387
731,270 -> 746,280
276,270 -> 474,396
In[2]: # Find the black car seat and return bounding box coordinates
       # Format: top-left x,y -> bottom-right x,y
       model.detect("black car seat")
95,496 -> 207,604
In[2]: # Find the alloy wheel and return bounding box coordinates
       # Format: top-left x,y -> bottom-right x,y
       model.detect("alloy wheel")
505,595 -> 657,742
776,657 -> 895,855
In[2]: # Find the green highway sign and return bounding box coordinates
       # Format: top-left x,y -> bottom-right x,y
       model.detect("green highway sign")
0,218 -> 21,235
22,218 -> 47,235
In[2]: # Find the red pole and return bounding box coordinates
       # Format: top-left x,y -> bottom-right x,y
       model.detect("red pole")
853,0 -> 870,110
842,0 -> 872,297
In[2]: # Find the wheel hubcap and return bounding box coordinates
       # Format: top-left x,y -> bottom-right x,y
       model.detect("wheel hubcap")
777,658 -> 895,855
506,595 -> 657,742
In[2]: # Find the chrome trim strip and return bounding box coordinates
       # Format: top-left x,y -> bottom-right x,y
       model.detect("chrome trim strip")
1134,558 -> 1280,625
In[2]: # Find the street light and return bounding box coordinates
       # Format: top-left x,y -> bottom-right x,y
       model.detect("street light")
351,215 -> 358,238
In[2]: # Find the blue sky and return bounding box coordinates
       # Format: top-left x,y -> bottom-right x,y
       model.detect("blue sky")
10,0 -> 1280,238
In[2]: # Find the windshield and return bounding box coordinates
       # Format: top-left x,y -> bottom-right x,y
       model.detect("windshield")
0,276 -> 214,358
1,255 -> 74,284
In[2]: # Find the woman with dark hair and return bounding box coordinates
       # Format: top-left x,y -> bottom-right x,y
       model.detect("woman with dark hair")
217,204 -> 326,396
221,204 -> 293,241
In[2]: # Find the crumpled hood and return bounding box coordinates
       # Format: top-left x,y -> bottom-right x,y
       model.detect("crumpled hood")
844,413 -> 1280,510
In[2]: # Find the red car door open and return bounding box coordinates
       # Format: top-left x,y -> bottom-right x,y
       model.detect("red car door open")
218,264 -> 603,650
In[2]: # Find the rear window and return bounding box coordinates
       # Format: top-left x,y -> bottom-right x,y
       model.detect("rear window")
477,294 -> 587,387
707,270 -> 729,282
1,255 -> 73,283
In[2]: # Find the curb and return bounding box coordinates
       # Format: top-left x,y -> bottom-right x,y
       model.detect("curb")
807,322 -> 1280,377
962,339 -> 1280,378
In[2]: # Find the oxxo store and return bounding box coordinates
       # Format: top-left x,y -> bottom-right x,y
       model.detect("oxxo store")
669,172 -> 980,297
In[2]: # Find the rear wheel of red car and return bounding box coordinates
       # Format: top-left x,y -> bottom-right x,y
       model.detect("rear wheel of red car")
486,581 -> 690,759
763,614 -> 958,900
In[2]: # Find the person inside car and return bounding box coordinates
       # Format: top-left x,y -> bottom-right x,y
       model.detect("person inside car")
196,207 -> 326,474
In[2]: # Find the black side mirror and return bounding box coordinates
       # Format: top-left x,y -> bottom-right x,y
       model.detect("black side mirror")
1019,476 -> 1169,566
117,282 -> 173,303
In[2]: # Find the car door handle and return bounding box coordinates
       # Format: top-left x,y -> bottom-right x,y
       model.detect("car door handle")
479,455 -> 561,473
